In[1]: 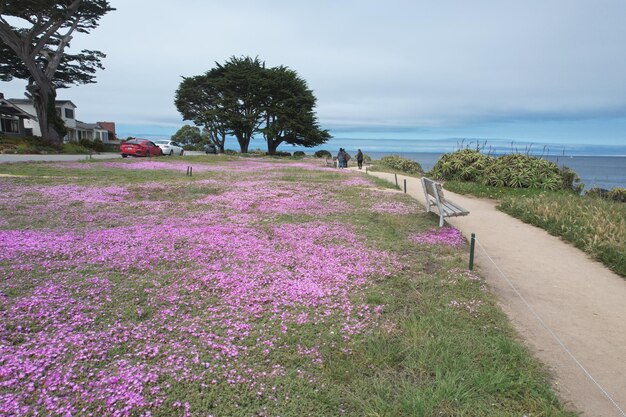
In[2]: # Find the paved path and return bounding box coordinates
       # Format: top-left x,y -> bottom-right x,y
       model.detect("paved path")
359,169 -> 626,417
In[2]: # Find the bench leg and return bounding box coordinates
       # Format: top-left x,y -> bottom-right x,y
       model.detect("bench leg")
439,215 -> 444,227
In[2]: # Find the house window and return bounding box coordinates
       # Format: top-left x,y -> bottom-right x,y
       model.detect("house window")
64,108 -> 74,119
0,118 -> 19,133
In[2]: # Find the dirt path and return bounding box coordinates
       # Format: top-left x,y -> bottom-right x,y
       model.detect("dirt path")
359,169 -> 626,417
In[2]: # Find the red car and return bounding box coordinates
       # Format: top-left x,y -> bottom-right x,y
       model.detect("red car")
120,139 -> 163,158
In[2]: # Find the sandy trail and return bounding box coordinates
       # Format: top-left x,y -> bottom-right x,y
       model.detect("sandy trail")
358,169 -> 626,417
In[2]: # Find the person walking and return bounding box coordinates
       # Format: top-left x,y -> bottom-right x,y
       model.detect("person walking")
356,149 -> 364,169
336,148 -> 346,168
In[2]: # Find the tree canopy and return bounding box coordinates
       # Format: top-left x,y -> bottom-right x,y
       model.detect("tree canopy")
0,0 -> 114,143
171,125 -> 207,148
175,56 -> 330,154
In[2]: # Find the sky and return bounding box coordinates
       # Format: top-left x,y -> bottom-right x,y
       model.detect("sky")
2,0 -> 626,150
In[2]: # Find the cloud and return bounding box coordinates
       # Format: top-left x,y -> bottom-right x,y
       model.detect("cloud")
2,0 -> 625,143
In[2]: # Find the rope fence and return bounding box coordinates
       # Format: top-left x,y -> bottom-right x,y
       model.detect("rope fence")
473,236 -> 626,417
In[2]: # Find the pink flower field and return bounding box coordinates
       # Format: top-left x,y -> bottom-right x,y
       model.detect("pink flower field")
0,157 -> 574,416
0,158 -> 402,416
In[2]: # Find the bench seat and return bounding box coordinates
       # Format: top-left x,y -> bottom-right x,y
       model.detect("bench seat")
421,177 -> 469,226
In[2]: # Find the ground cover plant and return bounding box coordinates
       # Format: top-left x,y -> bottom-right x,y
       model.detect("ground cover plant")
0,157 -> 573,416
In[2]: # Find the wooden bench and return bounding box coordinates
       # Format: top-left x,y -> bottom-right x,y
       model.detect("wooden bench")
421,177 -> 469,226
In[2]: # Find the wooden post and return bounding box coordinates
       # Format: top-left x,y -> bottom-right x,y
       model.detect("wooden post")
469,233 -> 476,270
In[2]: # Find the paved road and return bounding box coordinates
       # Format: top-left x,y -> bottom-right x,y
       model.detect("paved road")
360,169 -> 626,417
0,151 -> 208,164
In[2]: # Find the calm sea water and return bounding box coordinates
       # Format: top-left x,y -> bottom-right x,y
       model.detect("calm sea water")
361,151 -> 626,191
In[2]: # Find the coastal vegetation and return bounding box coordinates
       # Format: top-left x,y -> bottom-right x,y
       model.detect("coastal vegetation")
0,157 -> 573,416
367,154 -> 424,176
431,149 -> 582,192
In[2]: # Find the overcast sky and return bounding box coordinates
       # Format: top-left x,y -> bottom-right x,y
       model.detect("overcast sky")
2,0 -> 626,146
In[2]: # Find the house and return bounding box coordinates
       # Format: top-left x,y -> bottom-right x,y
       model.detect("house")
0,93 -> 35,137
8,98 -> 115,143
76,121 -> 116,143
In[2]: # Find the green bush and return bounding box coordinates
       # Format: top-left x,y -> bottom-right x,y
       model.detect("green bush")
432,150 -> 581,191
379,155 -> 423,175
223,149 -> 238,155
559,166 -> 584,193
0,143 -> 18,154
0,134 -> 61,154
481,154 -> 563,190
608,187 -> 626,203
62,143 -> 89,154
585,187 -> 611,199
292,151 -> 305,158
314,150 -> 332,158
431,149 -> 494,182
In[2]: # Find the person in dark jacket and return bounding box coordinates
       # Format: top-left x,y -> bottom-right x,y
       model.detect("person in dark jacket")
337,148 -> 346,168
356,149 -> 364,169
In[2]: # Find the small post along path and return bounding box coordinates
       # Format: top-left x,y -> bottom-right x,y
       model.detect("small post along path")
355,168 -> 626,417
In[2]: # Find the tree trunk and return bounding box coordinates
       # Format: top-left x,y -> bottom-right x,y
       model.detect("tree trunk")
27,80 -> 64,144
237,133 -> 250,153
266,137 -> 282,155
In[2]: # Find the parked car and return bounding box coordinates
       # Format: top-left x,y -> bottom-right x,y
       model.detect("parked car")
120,139 -> 163,158
155,140 -> 184,156
204,144 -> 218,154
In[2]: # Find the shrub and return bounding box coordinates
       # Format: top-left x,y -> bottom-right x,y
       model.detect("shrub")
224,149 -> 238,155
0,134 -> 61,154
62,143 -> 89,154
608,188 -> 626,203
586,187 -> 611,199
271,151 -> 291,157
379,155 -> 423,175
559,166 -> 584,193
314,150 -> 331,158
431,149 -> 494,182
0,143 -> 18,154
482,154 -> 563,190
293,151 -> 305,158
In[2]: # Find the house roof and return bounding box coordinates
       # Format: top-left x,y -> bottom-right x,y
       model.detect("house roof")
0,97 -> 36,119
9,98 -> 77,109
